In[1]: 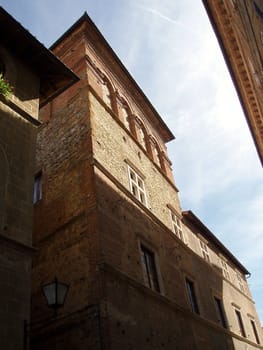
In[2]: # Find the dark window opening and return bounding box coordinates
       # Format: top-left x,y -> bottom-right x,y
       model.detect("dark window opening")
214,297 -> 227,328
185,278 -> 199,314
140,245 -> 160,292
251,320 -> 260,344
33,172 -> 42,204
235,310 -> 246,338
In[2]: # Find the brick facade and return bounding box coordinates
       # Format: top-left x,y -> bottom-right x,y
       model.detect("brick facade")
32,13 -> 263,350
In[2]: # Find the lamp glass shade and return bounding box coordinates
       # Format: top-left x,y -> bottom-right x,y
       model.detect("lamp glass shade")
42,279 -> 69,309
56,283 -> 69,306
42,283 -> 56,307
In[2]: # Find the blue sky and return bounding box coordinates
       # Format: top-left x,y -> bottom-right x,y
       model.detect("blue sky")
2,0 -> 262,321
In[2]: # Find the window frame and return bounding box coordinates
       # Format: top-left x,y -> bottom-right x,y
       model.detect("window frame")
250,319 -> 260,344
235,309 -> 246,338
169,209 -> 184,241
33,172 -> 42,204
236,272 -> 245,293
199,239 -> 210,262
214,296 -> 227,329
221,259 -> 230,281
149,137 -> 162,169
134,118 -> 147,151
127,165 -> 147,206
120,103 -> 131,131
185,277 -> 200,315
101,80 -> 112,109
140,244 -> 160,293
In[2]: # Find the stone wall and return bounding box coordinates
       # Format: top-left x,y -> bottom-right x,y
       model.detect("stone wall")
94,166 -> 263,348
0,104 -> 36,350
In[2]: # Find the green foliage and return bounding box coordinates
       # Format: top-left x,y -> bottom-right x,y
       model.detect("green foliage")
0,73 -> 13,98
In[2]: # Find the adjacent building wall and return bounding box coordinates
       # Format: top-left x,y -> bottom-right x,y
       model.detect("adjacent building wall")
202,0 -> 263,165
0,7 -> 78,348
0,49 -> 38,350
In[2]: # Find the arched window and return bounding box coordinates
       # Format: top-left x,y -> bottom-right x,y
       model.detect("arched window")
100,76 -> 118,115
101,80 -> 112,108
116,94 -> 134,133
121,104 -> 130,131
138,128 -> 146,149
135,119 -> 147,151
151,138 -> 162,168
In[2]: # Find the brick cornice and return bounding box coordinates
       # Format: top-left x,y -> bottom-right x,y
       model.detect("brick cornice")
50,12 -> 174,144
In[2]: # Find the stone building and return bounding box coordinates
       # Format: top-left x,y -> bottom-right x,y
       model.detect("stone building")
0,7 -> 78,350
203,0 -> 263,165
31,13 -> 263,350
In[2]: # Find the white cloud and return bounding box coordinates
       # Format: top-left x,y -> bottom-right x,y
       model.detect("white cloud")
139,6 -> 178,25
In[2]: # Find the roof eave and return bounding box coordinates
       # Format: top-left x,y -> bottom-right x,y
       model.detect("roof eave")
50,12 -> 175,143
0,6 -> 79,107
182,210 -> 249,275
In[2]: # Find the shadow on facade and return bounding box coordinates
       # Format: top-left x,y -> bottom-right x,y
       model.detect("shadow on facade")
31,168 -> 236,349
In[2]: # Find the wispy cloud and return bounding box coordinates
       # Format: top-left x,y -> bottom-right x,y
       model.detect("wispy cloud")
138,5 -> 179,25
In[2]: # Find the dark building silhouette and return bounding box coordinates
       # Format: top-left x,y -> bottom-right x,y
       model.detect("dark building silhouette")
0,7 -> 78,350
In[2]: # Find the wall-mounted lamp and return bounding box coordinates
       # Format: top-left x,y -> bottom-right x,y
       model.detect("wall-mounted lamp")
24,277 -> 69,350
41,277 -> 69,315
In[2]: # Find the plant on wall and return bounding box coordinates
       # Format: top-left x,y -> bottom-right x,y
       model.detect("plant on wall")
0,73 -> 13,98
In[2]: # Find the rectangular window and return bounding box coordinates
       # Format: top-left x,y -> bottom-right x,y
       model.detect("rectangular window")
170,209 -> 184,241
140,245 -> 160,292
235,309 -> 246,338
199,239 -> 210,262
33,172 -> 42,204
185,278 -> 199,314
128,165 -> 147,206
214,297 -> 227,328
251,319 -> 260,344
221,259 -> 230,280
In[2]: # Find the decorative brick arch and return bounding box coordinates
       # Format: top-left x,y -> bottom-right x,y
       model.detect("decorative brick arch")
149,136 -> 165,172
100,73 -> 118,115
134,116 -> 150,153
116,94 -> 134,132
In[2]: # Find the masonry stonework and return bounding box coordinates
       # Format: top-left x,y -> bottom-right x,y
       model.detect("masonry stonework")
31,12 -> 263,350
